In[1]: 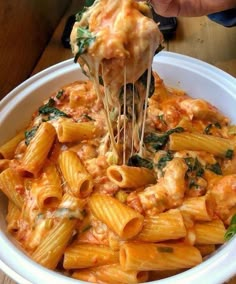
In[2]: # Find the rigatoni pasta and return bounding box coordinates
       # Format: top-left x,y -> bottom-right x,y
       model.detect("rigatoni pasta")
32,219 -> 76,269
194,219 -> 226,245
169,132 -> 234,158
107,165 -> 156,188
57,120 -> 98,143
72,264 -> 149,284
136,209 -> 186,242
89,193 -> 144,239
31,160 -> 62,208
21,122 -> 56,176
0,130 -> 25,159
120,242 -> 202,271
58,150 -> 93,198
0,168 -> 24,209
63,244 -> 119,269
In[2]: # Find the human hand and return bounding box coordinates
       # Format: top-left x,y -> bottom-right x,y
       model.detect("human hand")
150,0 -> 236,17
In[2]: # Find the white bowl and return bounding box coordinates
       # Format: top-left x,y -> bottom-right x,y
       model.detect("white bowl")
0,51 -> 236,284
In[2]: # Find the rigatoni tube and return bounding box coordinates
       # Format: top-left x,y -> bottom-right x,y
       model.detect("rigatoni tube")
169,132 -> 234,158
0,130 -> 25,159
120,242 -> 202,271
58,150 -> 93,198
72,264 -> 149,284
179,194 -> 215,222
21,122 -> 56,176
0,168 -> 24,209
31,160 -> 62,209
57,120 -> 98,143
88,193 -> 144,239
63,244 -> 119,269
137,209 -> 186,242
107,165 -> 156,188
194,219 -> 226,245
32,219 -> 76,269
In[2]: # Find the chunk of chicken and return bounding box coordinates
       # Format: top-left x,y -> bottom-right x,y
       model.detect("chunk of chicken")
179,99 -> 227,122
210,174 -> 236,221
70,0 -> 163,96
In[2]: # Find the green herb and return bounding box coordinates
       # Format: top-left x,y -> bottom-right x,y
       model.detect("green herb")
85,0 -> 95,6
83,114 -> 94,121
76,8 -> 87,22
39,98 -> 69,119
206,163 -> 222,175
81,224 -> 92,233
184,157 -> 195,171
145,127 -> 184,151
128,154 -> 153,169
204,122 -> 221,135
157,246 -> 174,253
189,179 -> 199,189
224,214 -> 236,241
99,76 -> 104,86
43,98 -> 56,107
184,157 -> 204,177
56,89 -> 64,99
225,149 -> 234,159
157,151 -> 174,171
157,114 -> 167,125
74,27 -> 96,62
25,126 -> 39,145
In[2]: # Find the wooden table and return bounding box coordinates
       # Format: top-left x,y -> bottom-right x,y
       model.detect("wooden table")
1,0 -> 236,283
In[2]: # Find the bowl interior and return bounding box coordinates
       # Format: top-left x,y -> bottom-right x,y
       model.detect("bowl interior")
0,51 -> 236,284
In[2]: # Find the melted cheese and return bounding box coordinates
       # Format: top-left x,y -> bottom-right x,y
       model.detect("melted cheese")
70,0 -> 163,163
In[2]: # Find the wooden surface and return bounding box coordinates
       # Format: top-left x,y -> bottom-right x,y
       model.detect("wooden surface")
0,0 -> 70,99
0,0 -> 236,283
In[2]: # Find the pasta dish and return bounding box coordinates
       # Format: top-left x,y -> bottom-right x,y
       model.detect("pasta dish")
0,1 -> 236,284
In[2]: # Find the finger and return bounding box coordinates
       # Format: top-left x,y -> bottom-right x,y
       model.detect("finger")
151,0 -> 180,17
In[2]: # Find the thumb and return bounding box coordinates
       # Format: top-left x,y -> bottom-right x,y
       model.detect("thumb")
151,0 -> 179,17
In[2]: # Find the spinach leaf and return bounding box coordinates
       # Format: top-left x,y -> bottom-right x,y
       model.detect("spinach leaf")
74,27 -> 95,62
166,127 -> 184,136
76,0 -> 95,22
157,114 -> 167,126
76,8 -> 86,22
39,107 -> 69,118
204,122 -> 221,135
206,163 -> 222,175
127,154 -> 153,169
56,89 -> 64,100
25,126 -> 39,146
145,127 -> 184,151
157,151 -> 173,171
225,149 -> 234,159
189,179 -> 200,189
39,98 -> 69,119
184,157 -> 204,177
225,214 -> 236,241
85,0 -> 95,6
